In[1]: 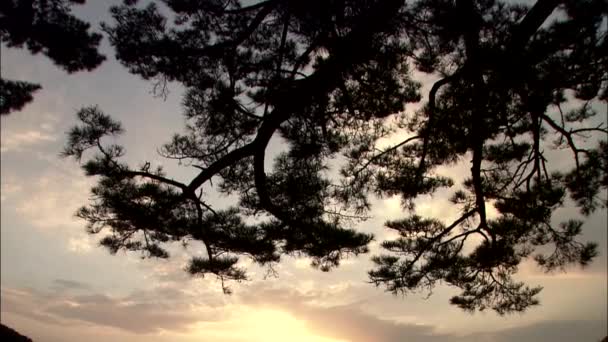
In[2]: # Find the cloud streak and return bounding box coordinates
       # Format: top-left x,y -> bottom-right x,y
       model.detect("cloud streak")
0,285 -> 223,334
2,281 -> 606,341
239,284 -> 607,342
0,130 -> 56,153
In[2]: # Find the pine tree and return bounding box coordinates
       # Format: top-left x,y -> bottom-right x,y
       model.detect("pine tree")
62,0 -> 607,311
0,0 -> 105,114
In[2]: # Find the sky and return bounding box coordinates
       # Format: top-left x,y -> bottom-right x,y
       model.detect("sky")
1,1 -> 607,341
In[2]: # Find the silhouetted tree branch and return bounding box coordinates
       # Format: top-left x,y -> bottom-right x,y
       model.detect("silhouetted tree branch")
0,0 -> 104,115
63,0 -> 607,309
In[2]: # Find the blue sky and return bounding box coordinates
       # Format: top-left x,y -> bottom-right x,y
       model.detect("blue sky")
1,1 -> 607,341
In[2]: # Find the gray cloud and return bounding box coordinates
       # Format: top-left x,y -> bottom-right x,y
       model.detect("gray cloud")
3,279 -> 606,341
51,279 -> 92,291
44,298 -> 195,333
0,288 -> 64,326
302,304 -> 446,342
0,286 -> 225,334
239,284 -> 607,342
469,320 -> 607,342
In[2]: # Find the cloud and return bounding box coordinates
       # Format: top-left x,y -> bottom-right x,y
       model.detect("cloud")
11,167 -> 91,231
303,304 -> 445,342
238,283 -> 607,342
0,130 -> 56,153
471,320 -> 607,342
66,236 -> 94,254
0,288 -> 65,326
239,284 -> 446,342
3,279 -> 606,341
0,178 -> 23,202
51,279 -> 92,291
0,285 -> 225,334
44,295 -> 195,333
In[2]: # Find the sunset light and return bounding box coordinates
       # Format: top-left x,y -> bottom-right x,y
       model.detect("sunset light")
1,0 -> 606,341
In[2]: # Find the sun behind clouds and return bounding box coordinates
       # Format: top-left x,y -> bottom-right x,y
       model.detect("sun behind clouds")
188,308 -> 345,342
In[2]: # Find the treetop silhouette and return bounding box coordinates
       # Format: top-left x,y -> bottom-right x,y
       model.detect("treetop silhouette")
62,0 -> 606,313
0,0 -> 105,114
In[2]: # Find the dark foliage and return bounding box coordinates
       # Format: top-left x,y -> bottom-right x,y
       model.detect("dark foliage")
0,0 -> 104,114
0,79 -> 41,114
63,0 -> 607,312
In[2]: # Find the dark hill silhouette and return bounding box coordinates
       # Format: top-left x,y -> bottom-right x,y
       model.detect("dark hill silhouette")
0,323 -> 32,342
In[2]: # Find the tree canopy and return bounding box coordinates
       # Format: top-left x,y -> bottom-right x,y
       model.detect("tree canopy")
0,0 -> 105,114
61,0 -> 607,313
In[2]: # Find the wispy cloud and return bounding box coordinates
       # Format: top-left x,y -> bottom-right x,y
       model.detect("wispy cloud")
238,283 -> 607,342
0,285 -> 224,334
13,171 -> 90,231
0,178 -> 23,202
239,284 -> 447,342
1,130 -> 56,153
66,236 -> 94,254
51,279 -> 93,291
2,280 -> 606,341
